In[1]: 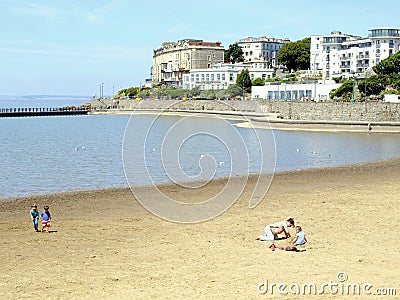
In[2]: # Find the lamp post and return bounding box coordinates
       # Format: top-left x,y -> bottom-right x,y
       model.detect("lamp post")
364,78 -> 367,102
351,71 -> 355,102
242,76 -> 245,100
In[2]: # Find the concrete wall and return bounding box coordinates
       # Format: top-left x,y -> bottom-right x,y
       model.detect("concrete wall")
258,100 -> 400,122
91,98 -> 400,122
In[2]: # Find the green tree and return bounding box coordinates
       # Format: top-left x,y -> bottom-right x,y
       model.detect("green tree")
117,87 -> 140,97
189,86 -> 201,97
236,69 -> 252,92
216,89 -> 230,100
329,79 -> 354,99
226,85 -> 243,98
224,43 -> 244,63
199,90 -> 217,100
277,38 -> 311,71
364,75 -> 388,95
373,52 -> 400,75
164,86 -> 188,98
252,77 -> 265,86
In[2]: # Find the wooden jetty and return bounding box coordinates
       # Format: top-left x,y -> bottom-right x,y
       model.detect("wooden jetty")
0,107 -> 91,118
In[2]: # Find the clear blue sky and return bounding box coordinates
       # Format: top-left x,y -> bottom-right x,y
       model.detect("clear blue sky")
1,0 -> 399,96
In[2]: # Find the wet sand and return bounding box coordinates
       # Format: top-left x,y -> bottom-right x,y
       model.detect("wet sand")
0,159 -> 399,299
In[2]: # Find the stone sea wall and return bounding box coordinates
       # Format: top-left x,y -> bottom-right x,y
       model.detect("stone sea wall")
258,100 -> 400,122
91,98 -> 400,122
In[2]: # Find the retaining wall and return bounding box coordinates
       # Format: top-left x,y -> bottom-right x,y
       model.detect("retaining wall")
91,98 -> 400,122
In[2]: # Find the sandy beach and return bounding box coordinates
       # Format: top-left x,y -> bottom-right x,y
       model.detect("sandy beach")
0,158 -> 399,299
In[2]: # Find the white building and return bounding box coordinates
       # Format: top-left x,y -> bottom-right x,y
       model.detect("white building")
311,28 -> 400,80
252,80 -> 341,101
237,36 -> 290,68
182,63 -> 275,90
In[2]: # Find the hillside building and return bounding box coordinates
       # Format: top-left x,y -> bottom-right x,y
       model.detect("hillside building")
151,39 -> 224,86
311,28 -> 400,80
182,62 -> 275,90
237,36 -> 290,68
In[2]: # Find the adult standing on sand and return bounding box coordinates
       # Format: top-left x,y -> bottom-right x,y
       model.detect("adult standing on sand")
256,218 -> 295,249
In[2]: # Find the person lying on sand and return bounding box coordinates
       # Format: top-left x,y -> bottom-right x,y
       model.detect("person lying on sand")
256,218 -> 295,248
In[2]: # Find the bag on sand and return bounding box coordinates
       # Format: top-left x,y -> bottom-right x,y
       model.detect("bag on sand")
285,246 -> 298,251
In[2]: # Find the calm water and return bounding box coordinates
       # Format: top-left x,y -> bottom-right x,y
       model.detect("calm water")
0,95 -> 91,108
1,96 -> 400,199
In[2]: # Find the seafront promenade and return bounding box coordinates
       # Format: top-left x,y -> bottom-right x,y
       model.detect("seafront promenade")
90,98 -> 400,133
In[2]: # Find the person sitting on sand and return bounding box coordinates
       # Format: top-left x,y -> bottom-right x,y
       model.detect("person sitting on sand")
292,226 -> 307,246
41,205 -> 51,233
29,204 -> 39,232
256,218 -> 295,250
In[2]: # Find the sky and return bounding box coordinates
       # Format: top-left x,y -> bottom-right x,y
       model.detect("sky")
1,0 -> 399,96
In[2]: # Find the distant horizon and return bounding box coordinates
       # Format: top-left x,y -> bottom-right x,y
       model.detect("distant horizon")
1,0 -> 399,95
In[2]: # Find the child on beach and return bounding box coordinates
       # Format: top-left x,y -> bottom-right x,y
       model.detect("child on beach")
292,226 -> 307,246
41,205 -> 51,232
29,204 -> 39,232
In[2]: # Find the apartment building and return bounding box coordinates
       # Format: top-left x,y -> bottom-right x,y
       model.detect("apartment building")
182,63 -> 275,90
151,39 -> 224,86
237,36 -> 290,68
311,28 -> 400,80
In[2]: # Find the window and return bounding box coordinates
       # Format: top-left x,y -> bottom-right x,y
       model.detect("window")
217,74 -> 220,81
222,74 -> 225,81
201,74 -> 205,81
206,74 -> 210,81
229,73 -> 234,81
191,74 -> 194,82
211,74 -> 214,81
